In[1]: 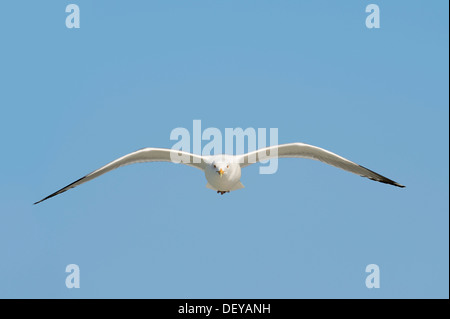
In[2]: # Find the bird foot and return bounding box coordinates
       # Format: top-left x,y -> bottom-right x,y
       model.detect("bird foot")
217,190 -> 229,195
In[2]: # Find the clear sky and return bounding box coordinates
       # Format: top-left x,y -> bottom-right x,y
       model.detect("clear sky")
0,0 -> 448,298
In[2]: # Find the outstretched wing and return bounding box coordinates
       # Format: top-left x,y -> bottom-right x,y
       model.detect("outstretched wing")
237,143 -> 405,188
34,148 -> 206,204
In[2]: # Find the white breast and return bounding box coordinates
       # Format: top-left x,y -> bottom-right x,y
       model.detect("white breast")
204,157 -> 242,191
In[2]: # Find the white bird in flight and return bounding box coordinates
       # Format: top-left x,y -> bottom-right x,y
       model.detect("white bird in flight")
34,143 -> 404,204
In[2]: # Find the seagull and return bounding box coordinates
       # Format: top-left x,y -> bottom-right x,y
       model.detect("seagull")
34,143 -> 405,204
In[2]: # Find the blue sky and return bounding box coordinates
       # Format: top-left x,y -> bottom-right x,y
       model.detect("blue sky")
0,1 -> 448,298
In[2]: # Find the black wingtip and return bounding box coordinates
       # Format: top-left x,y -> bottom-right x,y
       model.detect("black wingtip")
387,179 -> 406,188
33,198 -> 46,205
358,164 -> 405,189
366,176 -> 405,188
33,175 -> 88,206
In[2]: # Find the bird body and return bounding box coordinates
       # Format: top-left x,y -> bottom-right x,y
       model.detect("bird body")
204,155 -> 243,194
34,143 -> 404,204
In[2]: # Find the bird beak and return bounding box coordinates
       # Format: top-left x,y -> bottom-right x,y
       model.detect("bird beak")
218,168 -> 224,177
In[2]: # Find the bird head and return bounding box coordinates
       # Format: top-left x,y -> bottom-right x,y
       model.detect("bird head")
212,162 -> 230,178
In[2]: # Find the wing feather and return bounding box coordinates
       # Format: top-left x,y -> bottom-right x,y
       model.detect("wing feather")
34,148 -> 205,204
238,143 -> 405,188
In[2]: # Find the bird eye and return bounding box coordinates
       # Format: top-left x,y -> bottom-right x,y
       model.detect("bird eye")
227,165 -> 229,168
214,165 -> 216,168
